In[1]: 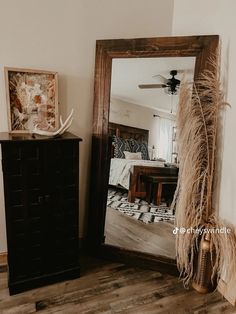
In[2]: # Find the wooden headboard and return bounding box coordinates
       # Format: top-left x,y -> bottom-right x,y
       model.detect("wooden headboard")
108,122 -> 149,144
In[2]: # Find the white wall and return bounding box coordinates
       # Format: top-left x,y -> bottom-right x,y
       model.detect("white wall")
172,0 -> 236,224
0,0 -> 174,252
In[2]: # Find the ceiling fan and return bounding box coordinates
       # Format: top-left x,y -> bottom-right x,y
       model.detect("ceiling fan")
138,70 -> 181,95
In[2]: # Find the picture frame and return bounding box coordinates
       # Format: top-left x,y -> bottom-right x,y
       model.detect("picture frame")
4,67 -> 59,133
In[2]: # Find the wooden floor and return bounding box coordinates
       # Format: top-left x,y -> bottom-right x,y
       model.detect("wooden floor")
105,206 -> 175,259
0,255 -> 235,313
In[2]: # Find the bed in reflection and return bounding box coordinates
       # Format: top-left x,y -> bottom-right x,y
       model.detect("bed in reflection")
108,122 -> 178,204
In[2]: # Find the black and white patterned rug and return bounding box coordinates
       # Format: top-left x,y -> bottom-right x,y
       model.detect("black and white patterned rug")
107,188 -> 175,224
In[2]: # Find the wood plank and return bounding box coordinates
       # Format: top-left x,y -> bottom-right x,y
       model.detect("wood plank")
1,303 -> 35,314
105,206 -> 175,259
0,255 -> 234,313
125,290 -> 230,314
37,276 -> 182,314
35,269 -> 164,311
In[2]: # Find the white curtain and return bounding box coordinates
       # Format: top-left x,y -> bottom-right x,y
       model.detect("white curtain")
158,118 -> 175,162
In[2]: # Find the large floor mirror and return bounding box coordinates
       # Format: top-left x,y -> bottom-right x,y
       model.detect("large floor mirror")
104,57 -> 195,259
89,35 -> 219,269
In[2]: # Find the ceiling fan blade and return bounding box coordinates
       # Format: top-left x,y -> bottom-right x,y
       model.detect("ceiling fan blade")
152,74 -> 169,84
138,84 -> 166,89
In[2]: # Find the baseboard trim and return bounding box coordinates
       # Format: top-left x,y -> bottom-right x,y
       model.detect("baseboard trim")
0,252 -> 7,265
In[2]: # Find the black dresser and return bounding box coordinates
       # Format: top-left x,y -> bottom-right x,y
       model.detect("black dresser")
0,132 -> 82,294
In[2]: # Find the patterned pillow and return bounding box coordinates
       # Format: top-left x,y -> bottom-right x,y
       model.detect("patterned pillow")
129,139 -> 150,160
113,136 -> 132,158
139,143 -> 150,160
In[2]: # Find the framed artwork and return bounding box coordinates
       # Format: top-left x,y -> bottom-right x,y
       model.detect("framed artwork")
4,67 -> 58,133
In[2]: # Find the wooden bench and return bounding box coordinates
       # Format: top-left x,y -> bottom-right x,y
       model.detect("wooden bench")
141,175 -> 178,206
128,166 -> 178,203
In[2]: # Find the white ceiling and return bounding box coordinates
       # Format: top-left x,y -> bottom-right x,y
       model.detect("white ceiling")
111,57 -> 196,114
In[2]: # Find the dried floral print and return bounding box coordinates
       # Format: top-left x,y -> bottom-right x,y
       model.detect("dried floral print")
6,69 -> 58,132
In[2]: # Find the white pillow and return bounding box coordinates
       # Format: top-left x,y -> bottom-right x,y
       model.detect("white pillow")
124,151 -> 142,160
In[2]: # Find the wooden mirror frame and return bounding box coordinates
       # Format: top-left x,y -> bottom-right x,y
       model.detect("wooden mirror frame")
88,35 -> 219,272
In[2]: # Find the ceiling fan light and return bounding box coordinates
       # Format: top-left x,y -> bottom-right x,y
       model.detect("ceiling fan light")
165,85 -> 179,95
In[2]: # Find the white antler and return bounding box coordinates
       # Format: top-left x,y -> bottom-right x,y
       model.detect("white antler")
32,109 -> 74,137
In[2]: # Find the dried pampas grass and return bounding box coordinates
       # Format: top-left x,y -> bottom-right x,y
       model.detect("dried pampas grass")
173,51 -> 236,287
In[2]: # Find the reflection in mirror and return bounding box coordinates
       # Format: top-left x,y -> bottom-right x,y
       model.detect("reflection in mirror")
104,57 -> 195,259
